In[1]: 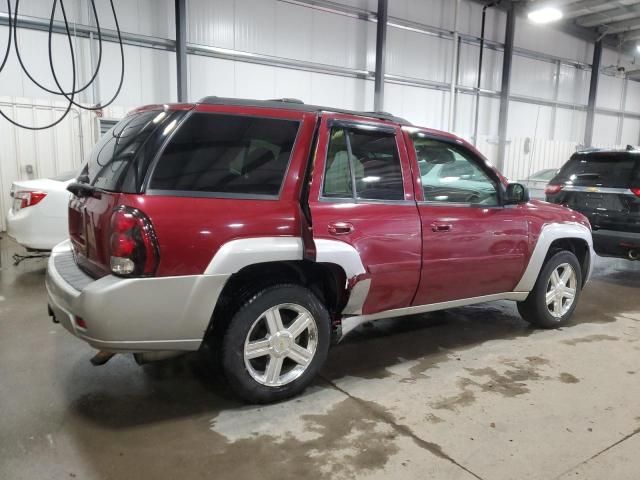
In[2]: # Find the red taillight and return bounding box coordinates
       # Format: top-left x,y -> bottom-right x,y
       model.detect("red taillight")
631,187 -> 640,197
14,190 -> 47,209
109,206 -> 159,277
545,184 -> 563,195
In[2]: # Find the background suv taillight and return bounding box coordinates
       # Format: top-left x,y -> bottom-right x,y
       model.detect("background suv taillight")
631,187 -> 640,197
109,206 -> 160,277
545,184 -> 562,195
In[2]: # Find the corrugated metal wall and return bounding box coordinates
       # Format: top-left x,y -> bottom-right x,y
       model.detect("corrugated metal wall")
0,97 -> 97,231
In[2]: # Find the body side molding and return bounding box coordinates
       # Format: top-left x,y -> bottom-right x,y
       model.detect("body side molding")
340,291 -> 529,338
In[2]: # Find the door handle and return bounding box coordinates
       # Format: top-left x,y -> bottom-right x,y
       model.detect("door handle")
328,222 -> 354,235
431,223 -> 452,232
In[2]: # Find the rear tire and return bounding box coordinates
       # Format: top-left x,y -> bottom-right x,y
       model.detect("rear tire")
221,284 -> 330,403
517,250 -> 582,329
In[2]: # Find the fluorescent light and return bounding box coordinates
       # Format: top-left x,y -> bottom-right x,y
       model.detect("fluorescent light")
636,44 -> 640,54
528,7 -> 563,24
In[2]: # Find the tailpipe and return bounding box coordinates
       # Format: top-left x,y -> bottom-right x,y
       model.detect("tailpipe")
629,249 -> 640,261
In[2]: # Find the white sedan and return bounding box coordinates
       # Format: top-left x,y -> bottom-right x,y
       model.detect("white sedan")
7,171 -> 76,251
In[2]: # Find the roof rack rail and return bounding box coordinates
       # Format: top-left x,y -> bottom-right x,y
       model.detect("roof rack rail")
268,98 -> 305,104
197,96 -> 412,125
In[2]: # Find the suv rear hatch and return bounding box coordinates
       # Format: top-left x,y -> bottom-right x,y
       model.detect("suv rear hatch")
68,107 -> 188,278
546,152 -> 640,234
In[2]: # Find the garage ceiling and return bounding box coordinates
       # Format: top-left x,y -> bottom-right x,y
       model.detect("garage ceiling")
525,0 -> 640,46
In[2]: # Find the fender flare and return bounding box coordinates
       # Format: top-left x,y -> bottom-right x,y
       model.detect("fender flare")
514,222 -> 594,292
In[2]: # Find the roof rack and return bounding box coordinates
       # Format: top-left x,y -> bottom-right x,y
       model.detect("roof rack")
198,96 -> 412,125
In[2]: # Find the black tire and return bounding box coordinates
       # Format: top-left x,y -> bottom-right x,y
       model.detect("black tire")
221,284 -> 330,403
517,250 -> 582,329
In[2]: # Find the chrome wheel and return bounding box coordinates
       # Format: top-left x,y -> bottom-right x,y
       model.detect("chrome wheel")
545,263 -> 577,318
243,303 -> 318,387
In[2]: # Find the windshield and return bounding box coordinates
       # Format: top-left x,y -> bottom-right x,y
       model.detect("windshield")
553,153 -> 640,188
80,110 -> 181,192
530,169 -> 556,182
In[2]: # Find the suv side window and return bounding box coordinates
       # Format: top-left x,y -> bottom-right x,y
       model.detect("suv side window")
414,137 -> 499,206
149,112 -> 299,197
322,126 -> 404,201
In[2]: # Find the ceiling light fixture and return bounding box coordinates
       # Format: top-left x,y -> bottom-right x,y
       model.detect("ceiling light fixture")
528,7 -> 563,24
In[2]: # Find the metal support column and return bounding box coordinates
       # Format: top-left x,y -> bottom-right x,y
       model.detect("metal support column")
374,0 -> 388,112
448,0 -> 461,132
584,39 -> 602,147
497,1 -> 515,172
175,0 -> 188,102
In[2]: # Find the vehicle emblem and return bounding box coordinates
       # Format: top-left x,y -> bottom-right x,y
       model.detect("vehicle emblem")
586,187 -> 599,193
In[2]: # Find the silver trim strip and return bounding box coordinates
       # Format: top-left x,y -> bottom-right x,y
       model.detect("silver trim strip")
340,291 -> 529,338
560,186 -> 635,195
514,223 -> 594,292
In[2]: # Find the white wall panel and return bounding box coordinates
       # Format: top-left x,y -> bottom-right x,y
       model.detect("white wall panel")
507,101 -> 553,139
621,117 -> 640,146
596,74 -> 624,111
454,93 -> 500,139
510,56 -> 556,101
557,65 -> 589,106
593,113 -> 620,145
384,83 -> 449,130
457,44 -> 503,91
0,98 -> 96,231
388,0 -> 454,30
187,54 -> 373,111
554,108 -> 586,143
625,80 -> 640,114
515,18 -> 592,63
93,0 -> 175,39
386,28 -> 452,83
187,0 -> 374,71
457,2 -> 505,43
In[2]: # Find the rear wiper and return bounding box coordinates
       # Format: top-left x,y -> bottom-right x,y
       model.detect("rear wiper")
67,182 -> 99,198
575,173 -> 601,179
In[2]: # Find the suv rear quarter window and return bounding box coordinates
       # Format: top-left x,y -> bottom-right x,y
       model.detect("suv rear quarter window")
148,112 -> 300,198
553,153 -> 640,188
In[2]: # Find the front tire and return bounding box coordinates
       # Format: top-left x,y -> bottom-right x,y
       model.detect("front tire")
517,250 -> 582,329
221,284 -> 330,403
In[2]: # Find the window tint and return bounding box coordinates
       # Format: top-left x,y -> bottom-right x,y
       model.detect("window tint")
85,110 -> 172,192
414,137 -> 498,205
553,154 -> 640,188
150,113 -> 299,197
322,127 -> 404,201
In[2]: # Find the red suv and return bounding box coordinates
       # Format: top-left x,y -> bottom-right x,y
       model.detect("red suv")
46,97 -> 594,403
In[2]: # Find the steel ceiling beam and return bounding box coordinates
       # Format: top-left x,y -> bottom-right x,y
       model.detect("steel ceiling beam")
576,3 -> 640,28
601,15 -> 640,34
563,0 -> 632,20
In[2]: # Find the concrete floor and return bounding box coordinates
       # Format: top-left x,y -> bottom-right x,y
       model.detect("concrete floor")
1,236 -> 639,480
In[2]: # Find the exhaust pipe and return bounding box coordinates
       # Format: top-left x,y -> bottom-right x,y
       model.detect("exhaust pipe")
629,249 -> 640,261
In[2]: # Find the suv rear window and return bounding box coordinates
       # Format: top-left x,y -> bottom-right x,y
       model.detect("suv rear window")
148,113 -> 299,198
554,153 -> 640,188
83,110 -> 179,192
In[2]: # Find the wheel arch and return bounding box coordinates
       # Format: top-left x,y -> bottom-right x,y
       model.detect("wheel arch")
514,223 -> 593,292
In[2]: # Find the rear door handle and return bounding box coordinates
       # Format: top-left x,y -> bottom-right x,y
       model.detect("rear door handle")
328,221 -> 354,235
431,223 -> 452,232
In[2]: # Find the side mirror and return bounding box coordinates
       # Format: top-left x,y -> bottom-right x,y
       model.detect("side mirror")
505,183 -> 530,205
